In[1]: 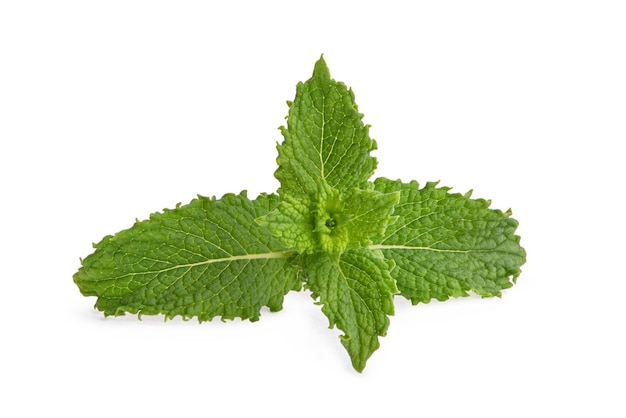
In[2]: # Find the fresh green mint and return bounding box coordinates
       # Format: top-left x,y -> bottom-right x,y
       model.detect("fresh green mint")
74,56 -> 526,372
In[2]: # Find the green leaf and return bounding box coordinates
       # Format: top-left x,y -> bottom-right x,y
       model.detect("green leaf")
275,55 -> 378,199
304,249 -> 397,372
74,192 -> 300,322
371,178 -> 526,304
256,194 -> 315,254
342,188 -> 400,249
258,188 -> 400,256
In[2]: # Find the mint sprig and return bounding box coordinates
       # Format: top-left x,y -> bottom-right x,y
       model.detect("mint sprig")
74,56 -> 526,372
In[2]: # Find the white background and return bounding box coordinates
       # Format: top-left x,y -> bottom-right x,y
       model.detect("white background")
1,1 -> 625,416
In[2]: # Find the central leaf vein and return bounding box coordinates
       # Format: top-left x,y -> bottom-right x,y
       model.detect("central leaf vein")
106,251 -> 297,282
369,244 -> 487,254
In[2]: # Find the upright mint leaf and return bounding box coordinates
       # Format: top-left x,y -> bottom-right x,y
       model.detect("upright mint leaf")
371,178 -> 526,304
304,249 -> 397,372
74,192 -> 300,322
275,55 -> 377,199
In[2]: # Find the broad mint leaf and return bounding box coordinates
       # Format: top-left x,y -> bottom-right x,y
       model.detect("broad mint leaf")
304,249 -> 397,372
74,192 -> 300,321
275,55 -> 378,199
371,178 -> 526,304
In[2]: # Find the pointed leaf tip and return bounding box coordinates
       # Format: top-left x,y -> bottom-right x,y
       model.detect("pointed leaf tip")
313,54 -> 330,81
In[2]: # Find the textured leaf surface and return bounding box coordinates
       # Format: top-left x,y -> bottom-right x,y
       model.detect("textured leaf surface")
371,178 -> 526,304
275,55 -> 377,198
74,192 -> 300,321
258,188 -> 399,256
256,195 -> 315,254
342,188 -> 400,250
304,249 -> 397,372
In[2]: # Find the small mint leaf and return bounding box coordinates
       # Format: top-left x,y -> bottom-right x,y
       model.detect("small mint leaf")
342,188 -> 400,249
256,195 -> 316,254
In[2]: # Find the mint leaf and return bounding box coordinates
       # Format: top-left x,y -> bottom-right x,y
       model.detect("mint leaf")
75,56 -> 526,373
371,178 -> 526,304
255,195 -> 315,254
304,249 -> 397,372
275,55 -> 377,199
74,192 -> 300,321
342,188 -> 400,250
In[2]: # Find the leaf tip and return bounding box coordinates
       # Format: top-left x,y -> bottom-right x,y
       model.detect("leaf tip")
313,54 -> 331,81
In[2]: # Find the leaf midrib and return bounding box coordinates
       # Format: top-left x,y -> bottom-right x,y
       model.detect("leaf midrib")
368,244 -> 485,254
99,250 -> 298,282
